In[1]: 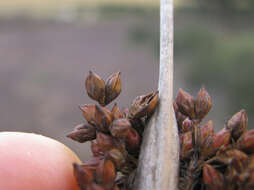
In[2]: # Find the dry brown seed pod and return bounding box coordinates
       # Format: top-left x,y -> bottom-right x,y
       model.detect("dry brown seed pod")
73,163 -> 94,189
126,128 -> 141,153
106,148 -> 126,170
203,164 -> 225,190
94,105 -> 113,132
237,129 -> 254,154
128,91 -> 159,119
175,88 -> 195,119
85,71 -> 106,106
96,159 -> 116,189
212,127 -> 231,152
181,117 -> 193,133
227,109 -> 248,140
67,123 -> 96,143
96,132 -> 115,152
91,141 -> 104,156
195,87 -> 212,120
215,149 -> 248,167
200,120 -> 214,144
105,72 -> 121,105
180,131 -> 193,159
111,103 -> 124,120
110,119 -> 132,139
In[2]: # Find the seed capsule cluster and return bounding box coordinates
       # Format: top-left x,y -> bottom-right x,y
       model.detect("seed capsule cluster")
175,88 -> 254,190
68,71 -> 159,190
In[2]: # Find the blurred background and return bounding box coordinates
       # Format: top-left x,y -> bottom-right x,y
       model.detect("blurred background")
0,0 -> 253,161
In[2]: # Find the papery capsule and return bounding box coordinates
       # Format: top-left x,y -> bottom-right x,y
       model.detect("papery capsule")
96,132 -> 115,152
237,129 -> 254,153
215,149 -> 248,167
195,87 -> 212,119
227,109 -> 248,140
73,163 -> 94,189
111,103 -> 124,120
67,123 -> 96,143
79,104 -> 96,125
96,159 -> 116,189
212,128 -> 231,151
203,164 -> 225,190
128,91 -> 159,119
110,119 -> 132,138
105,72 -> 121,105
180,131 -> 193,159
106,148 -> 126,170
94,105 -> 113,132
126,128 -> 141,153
176,88 -> 195,119
85,71 -> 105,106
200,120 -> 214,144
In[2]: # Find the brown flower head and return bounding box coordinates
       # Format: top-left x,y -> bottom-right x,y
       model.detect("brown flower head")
105,72 -> 121,105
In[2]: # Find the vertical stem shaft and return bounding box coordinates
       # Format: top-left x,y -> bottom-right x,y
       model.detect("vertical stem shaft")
134,0 -> 179,190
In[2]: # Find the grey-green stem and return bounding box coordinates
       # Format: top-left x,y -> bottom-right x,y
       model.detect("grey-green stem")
134,0 -> 179,189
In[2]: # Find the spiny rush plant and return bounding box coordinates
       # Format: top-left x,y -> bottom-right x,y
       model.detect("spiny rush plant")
68,71 -> 254,190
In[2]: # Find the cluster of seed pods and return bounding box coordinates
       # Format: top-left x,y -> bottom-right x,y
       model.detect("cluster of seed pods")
67,71 -> 159,190
175,88 -> 254,190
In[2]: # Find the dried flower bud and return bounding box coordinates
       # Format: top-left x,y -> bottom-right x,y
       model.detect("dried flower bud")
105,72 -> 121,105
73,163 -> 94,189
180,131 -> 193,159
227,109 -> 248,140
85,71 -> 105,106
176,88 -> 195,119
126,128 -> 141,153
91,141 -> 103,156
237,129 -> 254,154
67,123 -> 96,143
212,128 -> 231,151
96,159 -> 116,189
111,103 -> 124,120
215,149 -> 248,167
195,87 -> 212,119
110,119 -> 132,138
203,164 -> 225,190
94,105 -> 113,132
96,132 -> 115,152
128,91 -> 159,119
200,120 -> 214,144
106,148 -> 126,170
176,112 -> 188,132
79,104 -> 96,125
181,117 -> 193,133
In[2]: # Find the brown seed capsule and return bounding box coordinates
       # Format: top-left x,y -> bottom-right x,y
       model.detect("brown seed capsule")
203,164 -> 225,190
91,141 -> 103,156
106,148 -> 126,170
215,149 -> 248,168
94,105 -> 113,132
212,128 -> 231,151
181,117 -> 193,133
110,119 -> 132,138
180,131 -> 193,159
227,109 -> 248,140
82,156 -> 104,170
126,128 -> 141,153
96,132 -> 115,152
200,120 -> 214,144
85,71 -> 105,106
96,159 -> 116,189
79,104 -> 96,125
195,87 -> 212,120
73,163 -> 94,189
128,91 -> 159,119
237,129 -> 254,154
105,72 -> 121,105
67,123 -> 96,143
111,103 -> 124,120
176,112 -> 188,132
176,88 -> 195,119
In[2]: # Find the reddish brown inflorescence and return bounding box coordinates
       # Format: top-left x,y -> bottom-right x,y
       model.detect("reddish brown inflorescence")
68,71 -> 159,190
